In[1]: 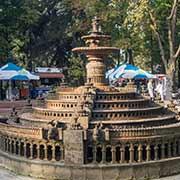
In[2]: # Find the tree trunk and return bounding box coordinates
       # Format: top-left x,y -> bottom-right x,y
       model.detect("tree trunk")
149,0 -> 179,92
125,51 -> 128,63
166,60 -> 176,90
127,48 -> 134,65
178,60 -> 180,88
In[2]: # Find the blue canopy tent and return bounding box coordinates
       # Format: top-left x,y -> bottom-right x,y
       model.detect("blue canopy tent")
0,63 -> 39,80
106,63 -> 156,82
0,63 -> 39,100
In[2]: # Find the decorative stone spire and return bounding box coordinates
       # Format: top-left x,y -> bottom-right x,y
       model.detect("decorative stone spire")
72,17 -> 119,87
92,16 -> 102,34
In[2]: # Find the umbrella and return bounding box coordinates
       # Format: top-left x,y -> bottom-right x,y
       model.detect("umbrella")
106,63 -> 156,81
0,63 -> 39,80
0,63 -> 39,100
106,64 -> 126,80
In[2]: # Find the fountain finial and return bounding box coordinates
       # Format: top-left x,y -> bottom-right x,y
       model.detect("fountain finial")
72,17 -> 119,87
92,16 -> 102,34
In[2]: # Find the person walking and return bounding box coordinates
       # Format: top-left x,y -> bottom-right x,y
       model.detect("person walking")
147,79 -> 154,101
155,81 -> 164,102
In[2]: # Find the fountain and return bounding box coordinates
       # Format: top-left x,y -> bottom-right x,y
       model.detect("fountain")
73,16 -> 119,87
0,17 -> 180,180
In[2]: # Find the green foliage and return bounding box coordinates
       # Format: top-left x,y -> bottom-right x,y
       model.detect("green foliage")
0,0 -> 179,86
68,55 -> 86,86
0,0 -> 40,62
0,0 -> 73,69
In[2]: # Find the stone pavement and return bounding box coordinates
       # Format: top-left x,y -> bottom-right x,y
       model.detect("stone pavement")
155,175 -> 180,180
0,165 -> 180,180
0,100 -> 38,117
0,165 -> 41,180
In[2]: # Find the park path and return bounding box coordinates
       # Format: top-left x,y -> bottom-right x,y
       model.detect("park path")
0,164 -> 180,180
0,165 -> 40,180
0,100 -> 38,117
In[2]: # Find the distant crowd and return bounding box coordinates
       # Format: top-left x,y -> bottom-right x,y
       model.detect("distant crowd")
113,76 -> 172,102
147,79 -> 164,102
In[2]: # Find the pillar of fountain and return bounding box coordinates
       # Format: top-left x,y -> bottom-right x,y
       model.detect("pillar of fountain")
72,17 -> 119,87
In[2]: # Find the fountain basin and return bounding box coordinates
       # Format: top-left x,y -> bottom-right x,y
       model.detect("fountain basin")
82,34 -> 111,40
72,47 -> 119,55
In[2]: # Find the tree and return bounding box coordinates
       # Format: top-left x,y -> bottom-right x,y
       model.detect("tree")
17,0 -> 73,69
1,0 -> 179,88
68,55 -> 86,86
70,0 -> 155,69
0,0 -> 26,63
124,0 -> 180,87
0,0 -> 74,69
150,0 -> 180,86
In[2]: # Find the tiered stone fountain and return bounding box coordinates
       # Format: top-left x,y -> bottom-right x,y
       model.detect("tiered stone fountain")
73,17 -> 119,87
0,17 -> 180,180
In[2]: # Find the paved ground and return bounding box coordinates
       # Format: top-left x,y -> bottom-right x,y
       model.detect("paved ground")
155,175 -> 180,180
0,100 -> 38,117
0,165 -> 180,180
0,166 -> 40,180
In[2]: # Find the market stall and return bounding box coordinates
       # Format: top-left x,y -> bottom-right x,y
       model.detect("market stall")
0,63 -> 39,100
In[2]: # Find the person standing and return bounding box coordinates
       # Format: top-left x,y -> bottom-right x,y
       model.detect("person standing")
147,79 -> 154,101
136,81 -> 142,95
155,81 -> 164,102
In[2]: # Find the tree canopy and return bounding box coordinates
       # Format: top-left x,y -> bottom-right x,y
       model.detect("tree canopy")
0,0 -> 179,86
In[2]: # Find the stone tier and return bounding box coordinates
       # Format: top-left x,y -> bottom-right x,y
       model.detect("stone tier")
0,134 -> 64,162
45,98 -> 150,110
57,93 -> 81,100
20,113 -> 53,127
90,114 -> 177,128
108,122 -> 180,139
32,107 -> 75,120
1,120 -> 180,166
96,91 -> 140,101
0,122 -> 43,140
94,98 -> 150,109
46,99 -> 78,110
86,135 -> 180,164
55,87 -> 138,101
72,47 -> 119,55
82,34 -> 111,41
32,106 -> 165,122
92,106 -> 163,119
86,126 -> 180,165
0,120 -> 64,162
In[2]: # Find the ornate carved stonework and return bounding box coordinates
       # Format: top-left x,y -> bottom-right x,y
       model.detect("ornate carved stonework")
0,17 -> 180,180
72,17 -> 119,86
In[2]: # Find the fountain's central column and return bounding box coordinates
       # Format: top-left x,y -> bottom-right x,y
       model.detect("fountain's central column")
86,54 -> 106,86
72,17 -> 119,87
